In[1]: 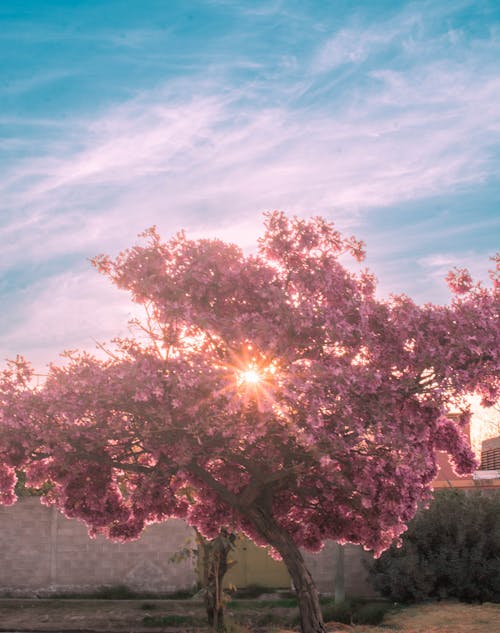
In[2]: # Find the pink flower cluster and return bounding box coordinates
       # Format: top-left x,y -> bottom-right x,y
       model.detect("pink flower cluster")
0,213 -> 498,561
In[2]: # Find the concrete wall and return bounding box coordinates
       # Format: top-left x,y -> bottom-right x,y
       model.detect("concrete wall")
0,498 -> 197,596
225,536 -> 292,589
303,541 -> 376,598
0,498 -> 376,597
226,538 -> 377,598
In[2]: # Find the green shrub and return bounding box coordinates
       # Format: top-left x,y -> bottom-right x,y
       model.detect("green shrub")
50,584 -> 140,599
370,489 -> 500,603
14,470 -> 52,497
164,588 -> 196,599
91,585 -> 138,599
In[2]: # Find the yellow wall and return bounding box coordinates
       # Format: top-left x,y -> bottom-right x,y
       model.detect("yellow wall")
224,536 -> 291,589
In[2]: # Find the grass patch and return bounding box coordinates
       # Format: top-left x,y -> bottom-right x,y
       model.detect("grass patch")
231,598 -> 298,609
379,601 -> 500,633
1,597 -> 499,632
49,584 -> 197,600
143,613 -> 203,627
318,599 -> 391,626
232,584 -> 269,599
253,611 -> 293,627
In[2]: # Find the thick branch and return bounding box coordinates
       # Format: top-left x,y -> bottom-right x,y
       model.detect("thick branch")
188,461 -> 241,508
238,464 -> 302,507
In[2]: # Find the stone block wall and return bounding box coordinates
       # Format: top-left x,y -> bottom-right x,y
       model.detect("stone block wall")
0,498 -> 376,598
303,541 -> 377,598
0,497 -> 197,596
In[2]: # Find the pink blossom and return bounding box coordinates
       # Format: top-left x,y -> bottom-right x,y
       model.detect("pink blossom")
0,211 -> 498,565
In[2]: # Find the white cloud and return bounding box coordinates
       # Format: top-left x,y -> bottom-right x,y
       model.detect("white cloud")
418,251 -> 496,287
0,269 -> 140,372
2,7 -> 500,364
3,54 -> 499,271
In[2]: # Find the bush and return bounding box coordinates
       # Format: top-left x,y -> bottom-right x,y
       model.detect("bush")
370,489 -> 500,603
51,585 -> 196,600
232,584 -> 276,598
91,585 -> 138,599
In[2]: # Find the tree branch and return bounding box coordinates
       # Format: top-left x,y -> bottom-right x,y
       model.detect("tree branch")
188,461 -> 241,508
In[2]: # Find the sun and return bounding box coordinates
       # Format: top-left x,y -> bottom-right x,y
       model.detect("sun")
239,368 -> 262,385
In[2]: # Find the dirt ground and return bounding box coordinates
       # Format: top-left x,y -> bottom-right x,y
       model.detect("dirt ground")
0,598 -> 498,632
0,598 -> 156,631
350,601 -> 500,633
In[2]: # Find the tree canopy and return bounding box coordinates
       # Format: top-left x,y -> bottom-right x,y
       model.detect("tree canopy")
1,212 -> 498,633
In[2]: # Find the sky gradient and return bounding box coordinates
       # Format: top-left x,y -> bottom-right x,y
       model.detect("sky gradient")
1,0 -> 499,370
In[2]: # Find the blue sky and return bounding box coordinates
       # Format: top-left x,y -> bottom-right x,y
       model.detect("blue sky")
1,0 -> 499,370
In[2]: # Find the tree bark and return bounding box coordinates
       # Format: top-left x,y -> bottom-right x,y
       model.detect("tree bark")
245,505 -> 326,633
198,529 -> 235,631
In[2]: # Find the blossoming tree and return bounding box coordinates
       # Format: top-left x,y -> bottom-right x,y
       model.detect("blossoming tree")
1,213 -> 499,633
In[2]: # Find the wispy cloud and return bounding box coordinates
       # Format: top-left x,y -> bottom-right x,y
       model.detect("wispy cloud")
2,49 -> 499,262
418,251 -> 497,285
0,70 -> 75,96
311,0 -> 487,74
1,0 -> 499,365
314,27 -> 395,72
0,269 -> 140,371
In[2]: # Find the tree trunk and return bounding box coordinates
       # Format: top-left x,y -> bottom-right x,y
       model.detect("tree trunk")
245,505 -> 326,633
198,529 -> 235,631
